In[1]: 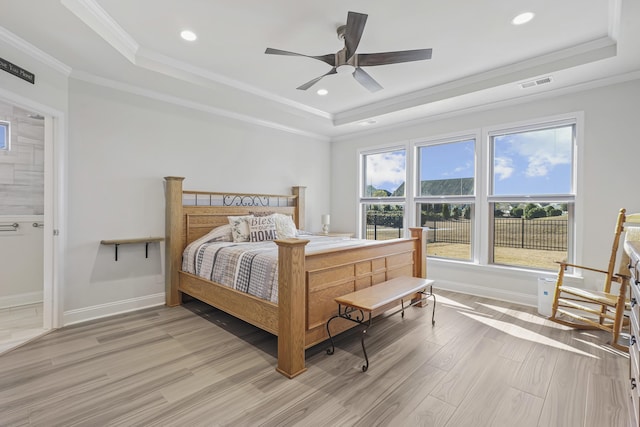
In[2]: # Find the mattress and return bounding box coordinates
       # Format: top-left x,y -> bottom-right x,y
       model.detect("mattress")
182,234 -> 363,303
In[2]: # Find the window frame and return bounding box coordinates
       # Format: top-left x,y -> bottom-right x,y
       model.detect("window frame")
413,134 -> 478,261
0,120 -> 9,151
486,118 -> 577,269
358,144 -> 409,239
356,112 -> 581,272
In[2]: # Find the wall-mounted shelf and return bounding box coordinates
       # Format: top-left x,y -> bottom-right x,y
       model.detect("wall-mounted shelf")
100,237 -> 164,261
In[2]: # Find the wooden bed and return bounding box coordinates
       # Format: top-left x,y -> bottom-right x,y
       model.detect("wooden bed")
164,176 -> 427,378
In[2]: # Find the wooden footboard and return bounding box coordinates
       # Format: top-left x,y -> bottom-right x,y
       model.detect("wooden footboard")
164,176 -> 426,378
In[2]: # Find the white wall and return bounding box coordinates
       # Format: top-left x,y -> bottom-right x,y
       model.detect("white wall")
330,79 -> 640,306
63,79 -> 331,323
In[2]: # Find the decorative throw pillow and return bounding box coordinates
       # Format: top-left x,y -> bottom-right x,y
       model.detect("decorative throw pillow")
271,213 -> 297,238
249,216 -> 279,242
228,215 -> 254,242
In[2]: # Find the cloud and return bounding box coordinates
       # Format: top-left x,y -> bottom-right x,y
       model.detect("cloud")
366,151 -> 406,186
497,127 -> 572,178
494,157 -> 514,180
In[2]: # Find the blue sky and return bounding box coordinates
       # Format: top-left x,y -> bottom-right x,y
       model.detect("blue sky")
492,126 -> 573,195
365,125 -> 573,195
0,123 -> 6,149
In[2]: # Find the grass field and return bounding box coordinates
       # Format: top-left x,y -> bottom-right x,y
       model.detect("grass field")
427,242 -> 566,270
369,226 -> 566,271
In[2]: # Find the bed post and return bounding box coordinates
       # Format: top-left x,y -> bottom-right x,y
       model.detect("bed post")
275,238 -> 309,379
292,186 -> 306,230
164,176 -> 185,307
410,227 -> 427,279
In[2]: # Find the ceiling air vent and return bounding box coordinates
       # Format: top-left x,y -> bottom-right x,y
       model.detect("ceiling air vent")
520,76 -> 552,89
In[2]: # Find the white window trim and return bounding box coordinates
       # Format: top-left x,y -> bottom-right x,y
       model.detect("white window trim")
482,112 -> 582,268
412,131 -> 480,262
356,111 -> 583,272
357,142 -> 411,238
0,120 -> 9,151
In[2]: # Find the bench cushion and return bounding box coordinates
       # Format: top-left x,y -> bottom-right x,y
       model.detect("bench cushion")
334,276 -> 434,312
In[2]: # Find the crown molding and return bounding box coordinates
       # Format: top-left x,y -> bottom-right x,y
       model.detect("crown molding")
332,37 -> 617,126
0,25 -> 71,76
71,70 -> 330,141
61,0 -> 138,63
331,69 -> 640,142
62,0 -> 331,121
136,48 -> 332,121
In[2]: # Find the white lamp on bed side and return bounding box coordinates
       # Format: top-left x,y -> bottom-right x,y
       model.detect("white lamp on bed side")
321,214 -> 330,234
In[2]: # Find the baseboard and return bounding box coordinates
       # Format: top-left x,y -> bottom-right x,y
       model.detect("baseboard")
434,279 -> 538,308
0,291 -> 44,309
63,293 -> 165,326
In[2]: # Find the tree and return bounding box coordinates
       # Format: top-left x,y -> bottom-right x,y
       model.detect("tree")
524,203 -> 538,216
525,206 -> 547,219
463,206 -> 471,220
442,204 -> 450,220
511,207 -> 523,218
452,206 -> 461,220
547,208 -> 562,217
372,189 -> 390,197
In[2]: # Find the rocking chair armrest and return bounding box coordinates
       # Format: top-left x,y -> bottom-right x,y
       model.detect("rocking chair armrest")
554,261 -> 609,276
613,273 -> 630,282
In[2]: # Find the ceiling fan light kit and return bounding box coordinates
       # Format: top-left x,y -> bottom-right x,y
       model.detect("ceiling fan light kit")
265,11 -> 433,93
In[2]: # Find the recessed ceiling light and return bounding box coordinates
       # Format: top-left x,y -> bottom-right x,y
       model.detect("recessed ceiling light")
316,89 -> 328,96
512,12 -> 534,25
180,30 -> 197,41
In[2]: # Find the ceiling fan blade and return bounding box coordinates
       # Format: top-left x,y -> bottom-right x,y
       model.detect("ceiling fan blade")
353,67 -> 383,92
357,48 -> 433,67
296,68 -> 337,90
265,48 -> 335,66
344,11 -> 368,59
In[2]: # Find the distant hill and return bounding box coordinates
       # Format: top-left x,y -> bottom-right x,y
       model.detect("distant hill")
365,185 -> 391,197
366,178 -> 473,198
421,178 -> 474,196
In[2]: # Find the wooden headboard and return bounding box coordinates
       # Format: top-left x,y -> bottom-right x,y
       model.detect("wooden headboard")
163,176 -> 306,303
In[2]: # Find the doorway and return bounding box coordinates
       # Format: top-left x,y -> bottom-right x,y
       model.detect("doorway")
0,95 -> 60,353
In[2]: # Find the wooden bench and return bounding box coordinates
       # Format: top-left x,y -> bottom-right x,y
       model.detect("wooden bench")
325,276 -> 436,372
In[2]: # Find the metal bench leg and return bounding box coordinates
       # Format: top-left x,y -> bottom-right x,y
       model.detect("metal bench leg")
326,314 -> 340,355
431,293 -> 436,326
361,327 -> 369,372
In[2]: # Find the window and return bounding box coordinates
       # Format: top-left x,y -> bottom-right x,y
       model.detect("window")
357,114 -> 578,272
0,121 -> 8,151
416,138 -> 476,261
360,148 -> 406,240
488,121 -> 575,270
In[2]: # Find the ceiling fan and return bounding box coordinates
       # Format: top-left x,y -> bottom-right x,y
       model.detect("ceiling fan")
265,11 -> 432,93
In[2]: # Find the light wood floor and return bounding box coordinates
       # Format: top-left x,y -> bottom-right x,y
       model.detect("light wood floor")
0,303 -> 47,355
0,291 -> 630,426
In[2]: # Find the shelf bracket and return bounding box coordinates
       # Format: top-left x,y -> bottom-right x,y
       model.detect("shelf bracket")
100,237 -> 164,262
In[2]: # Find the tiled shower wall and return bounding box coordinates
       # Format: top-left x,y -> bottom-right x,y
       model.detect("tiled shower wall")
0,104 -> 44,215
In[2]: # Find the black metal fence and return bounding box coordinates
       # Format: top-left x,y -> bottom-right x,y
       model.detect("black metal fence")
366,212 -> 567,251
493,217 -> 567,251
365,212 -> 404,240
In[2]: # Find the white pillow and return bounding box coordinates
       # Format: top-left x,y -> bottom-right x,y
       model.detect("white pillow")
249,216 -> 279,242
182,224 -> 233,271
271,213 -> 297,238
228,215 -> 254,242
